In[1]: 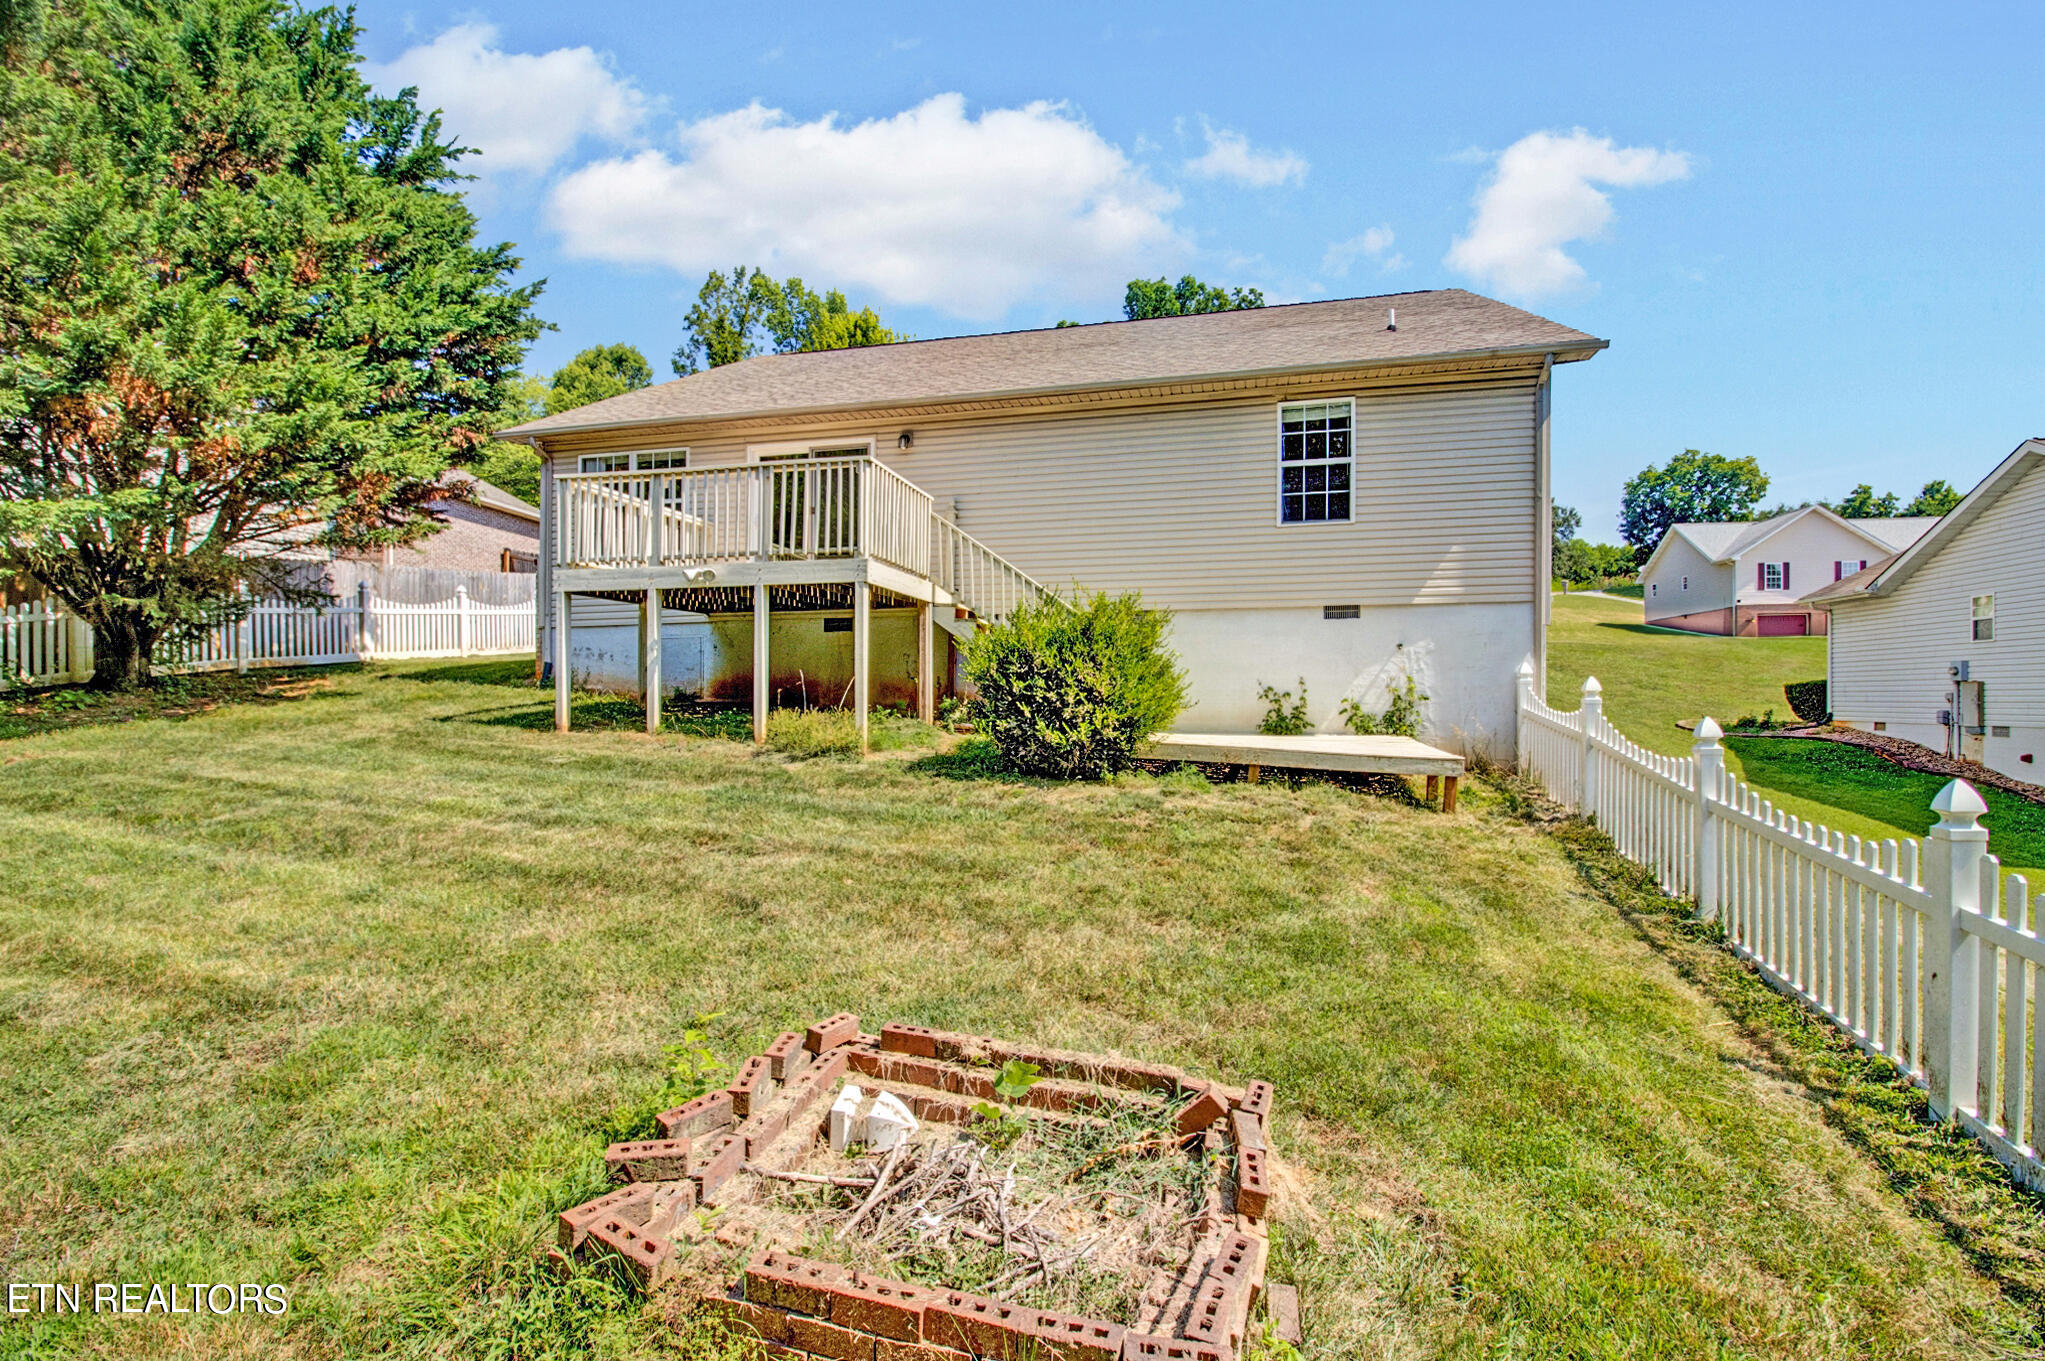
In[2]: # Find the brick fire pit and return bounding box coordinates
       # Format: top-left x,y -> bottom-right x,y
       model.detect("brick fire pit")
555,1014 -> 1282,1360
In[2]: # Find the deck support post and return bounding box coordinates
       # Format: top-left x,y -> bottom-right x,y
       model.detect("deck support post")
1425,775 -> 1439,804
643,587 -> 662,735
1443,776 -> 1459,813
553,590 -> 571,733
916,600 -> 934,724
753,584 -> 769,746
853,582 -> 871,753
1244,763 -> 1260,785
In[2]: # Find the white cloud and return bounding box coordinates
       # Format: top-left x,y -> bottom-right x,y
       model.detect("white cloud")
362,24 -> 652,176
1446,129 -> 1689,298
547,94 -> 1186,319
1322,225 -> 1404,277
1182,123 -> 1307,187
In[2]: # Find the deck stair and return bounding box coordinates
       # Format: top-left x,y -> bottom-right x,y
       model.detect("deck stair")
547,456 -> 1046,740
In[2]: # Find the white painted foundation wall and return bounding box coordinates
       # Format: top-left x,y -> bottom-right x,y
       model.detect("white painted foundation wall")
1167,603 -> 1532,762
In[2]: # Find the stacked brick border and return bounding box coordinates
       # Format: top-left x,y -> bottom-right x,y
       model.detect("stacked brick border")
557,1014 -> 1278,1361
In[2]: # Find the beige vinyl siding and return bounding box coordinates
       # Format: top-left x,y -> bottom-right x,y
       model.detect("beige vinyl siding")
1830,462 -> 2045,726
545,379 -> 1539,612
1643,535 -> 1731,620
1733,516 -> 1886,605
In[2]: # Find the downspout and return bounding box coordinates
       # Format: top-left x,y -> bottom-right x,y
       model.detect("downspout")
1533,353 -> 1554,702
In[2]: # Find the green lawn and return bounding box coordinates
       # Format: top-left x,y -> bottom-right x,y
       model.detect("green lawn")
0,659 -> 2037,1359
1546,594 -> 1827,755
1547,593 -> 2045,875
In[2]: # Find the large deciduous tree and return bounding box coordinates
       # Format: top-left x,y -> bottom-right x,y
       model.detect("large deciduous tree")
670,268 -> 899,375
543,343 -> 651,415
0,0 -> 542,688
1903,479 -> 1961,517
1618,450 -> 1769,562
1122,275 -> 1265,320
1832,484 -> 1900,518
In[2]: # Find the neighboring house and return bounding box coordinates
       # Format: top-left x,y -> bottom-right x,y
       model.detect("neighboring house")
1805,437 -> 2045,778
347,472 -> 541,574
500,289 -> 1606,760
1638,506 -> 1937,636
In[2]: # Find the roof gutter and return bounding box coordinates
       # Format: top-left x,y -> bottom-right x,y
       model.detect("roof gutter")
500,338 -> 1610,445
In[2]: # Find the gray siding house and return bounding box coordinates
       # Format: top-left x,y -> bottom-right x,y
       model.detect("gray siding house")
501,290 -> 1605,761
1808,438 -> 2045,778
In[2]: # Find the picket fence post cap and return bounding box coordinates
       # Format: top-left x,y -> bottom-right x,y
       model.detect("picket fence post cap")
1930,778 -> 1989,827
1580,675 -> 1602,697
1515,658 -> 1536,680
1694,716 -> 1723,743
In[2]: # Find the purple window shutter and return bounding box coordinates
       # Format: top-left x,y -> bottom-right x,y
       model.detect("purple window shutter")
1782,562 -> 1790,591
1835,561 -> 1844,581
1757,563 -> 1765,590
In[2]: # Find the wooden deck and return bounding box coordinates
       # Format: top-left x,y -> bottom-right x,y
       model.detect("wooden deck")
1135,732 -> 1467,809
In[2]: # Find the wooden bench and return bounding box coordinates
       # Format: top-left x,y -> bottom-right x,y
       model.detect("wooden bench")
1134,732 -> 1467,810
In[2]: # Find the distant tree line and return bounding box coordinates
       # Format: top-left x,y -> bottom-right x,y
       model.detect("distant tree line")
1552,450 -> 1965,588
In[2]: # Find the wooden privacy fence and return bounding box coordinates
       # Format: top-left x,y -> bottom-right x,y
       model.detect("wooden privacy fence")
1517,661 -> 2045,1190
3,582 -> 534,689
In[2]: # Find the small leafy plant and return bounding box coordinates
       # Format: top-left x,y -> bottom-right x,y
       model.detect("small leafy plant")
660,1011 -> 728,1105
971,1059 -> 1042,1150
1257,680 -> 1310,736
1340,673 -> 1428,738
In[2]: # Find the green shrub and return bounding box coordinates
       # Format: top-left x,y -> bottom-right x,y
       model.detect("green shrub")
1784,678 -> 1829,724
765,709 -> 862,758
1257,679 -> 1311,735
963,589 -> 1187,780
1341,674 -> 1428,738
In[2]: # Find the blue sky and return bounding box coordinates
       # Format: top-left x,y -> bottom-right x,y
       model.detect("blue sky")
353,1 -> 2044,539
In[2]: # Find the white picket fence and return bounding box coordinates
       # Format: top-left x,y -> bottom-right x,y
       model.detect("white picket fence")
2,583 -> 533,688
1517,662 -> 2045,1189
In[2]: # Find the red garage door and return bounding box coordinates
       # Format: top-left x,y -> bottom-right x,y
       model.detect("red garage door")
1757,613 -> 1809,637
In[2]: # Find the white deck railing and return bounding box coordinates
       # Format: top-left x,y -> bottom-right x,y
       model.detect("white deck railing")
556,457 -> 935,577
556,458 -> 1046,622
2,585 -> 532,688
1518,664 -> 2045,1190
930,517 -> 1048,623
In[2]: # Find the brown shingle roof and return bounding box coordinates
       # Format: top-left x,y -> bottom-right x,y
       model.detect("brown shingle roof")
504,288 -> 1605,439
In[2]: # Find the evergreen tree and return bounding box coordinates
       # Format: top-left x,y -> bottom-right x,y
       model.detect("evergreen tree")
0,0 -> 542,687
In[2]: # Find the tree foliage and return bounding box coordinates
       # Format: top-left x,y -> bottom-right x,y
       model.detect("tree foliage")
544,343 -> 650,415
1831,484 -> 1899,518
671,268 -> 898,375
1903,479 -> 1961,517
1555,539 -> 1636,585
0,0 -> 542,687
1618,450 -> 1770,561
963,589 -> 1187,780
1122,275 -> 1265,321
1551,502 -> 1581,556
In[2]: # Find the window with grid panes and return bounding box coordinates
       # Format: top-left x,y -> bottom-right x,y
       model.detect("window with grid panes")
1278,400 -> 1353,524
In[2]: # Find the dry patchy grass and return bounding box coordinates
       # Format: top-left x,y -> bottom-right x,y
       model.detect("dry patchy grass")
0,658 -> 2038,1359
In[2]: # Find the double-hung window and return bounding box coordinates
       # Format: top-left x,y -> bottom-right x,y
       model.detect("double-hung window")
1973,594 -> 1995,641
1278,400 -> 1353,524
1760,561 -> 1788,591
579,450 -> 688,474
